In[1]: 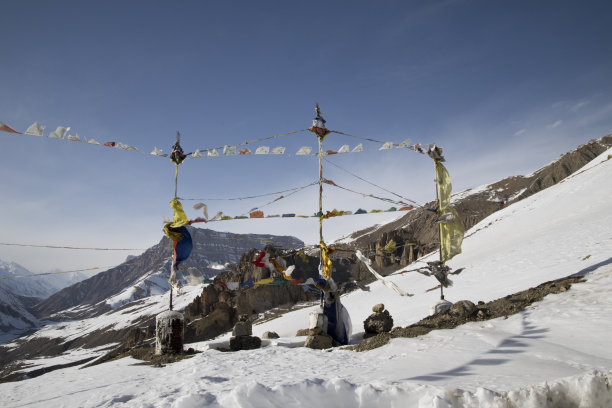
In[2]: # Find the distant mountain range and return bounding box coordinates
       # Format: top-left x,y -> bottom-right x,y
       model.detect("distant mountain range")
32,228 -> 303,320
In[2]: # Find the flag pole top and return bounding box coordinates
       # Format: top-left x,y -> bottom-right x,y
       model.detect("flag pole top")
309,103 -> 330,138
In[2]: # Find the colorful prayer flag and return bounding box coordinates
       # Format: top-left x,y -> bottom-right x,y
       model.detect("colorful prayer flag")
0,122 -> 20,134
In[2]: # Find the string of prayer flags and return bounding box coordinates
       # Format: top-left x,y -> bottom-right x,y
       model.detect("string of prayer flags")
25,122 -> 45,136
0,122 -> 20,134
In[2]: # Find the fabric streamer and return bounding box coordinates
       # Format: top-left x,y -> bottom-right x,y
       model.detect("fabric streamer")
0,122 -> 21,134
355,250 -> 412,296
435,161 -> 464,263
25,122 -> 45,136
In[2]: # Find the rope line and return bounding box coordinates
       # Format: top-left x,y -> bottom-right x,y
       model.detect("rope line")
0,243 -> 146,251
193,129 -> 308,155
179,181 -> 319,201
324,158 -> 422,207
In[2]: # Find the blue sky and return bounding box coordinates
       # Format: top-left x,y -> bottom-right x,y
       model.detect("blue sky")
1,0 -> 611,272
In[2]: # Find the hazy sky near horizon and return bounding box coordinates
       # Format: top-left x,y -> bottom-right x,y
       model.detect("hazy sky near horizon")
1,0 -> 612,273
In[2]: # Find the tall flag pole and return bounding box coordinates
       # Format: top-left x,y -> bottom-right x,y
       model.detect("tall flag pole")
309,104 -> 331,280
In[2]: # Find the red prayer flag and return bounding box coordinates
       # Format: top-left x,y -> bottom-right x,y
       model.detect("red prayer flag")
0,122 -> 21,134
104,141 -> 116,147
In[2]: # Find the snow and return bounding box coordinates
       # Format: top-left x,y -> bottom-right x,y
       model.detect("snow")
1,150 -> 612,407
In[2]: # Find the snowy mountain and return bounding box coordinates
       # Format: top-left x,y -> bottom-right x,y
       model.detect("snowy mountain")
1,146 -> 611,406
32,228 -> 303,320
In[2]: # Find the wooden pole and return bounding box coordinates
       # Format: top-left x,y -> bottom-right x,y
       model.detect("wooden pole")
434,160 -> 445,300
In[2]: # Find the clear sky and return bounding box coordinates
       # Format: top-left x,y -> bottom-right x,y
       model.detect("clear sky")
1,0 -> 611,273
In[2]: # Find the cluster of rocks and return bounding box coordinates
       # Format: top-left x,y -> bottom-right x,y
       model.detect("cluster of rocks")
363,303 -> 394,338
229,315 -> 261,351
303,310 -> 334,349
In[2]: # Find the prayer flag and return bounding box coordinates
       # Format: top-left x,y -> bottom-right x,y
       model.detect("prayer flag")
435,161 -> 464,263
66,133 -> 81,141
296,146 -> 312,155
151,147 -> 163,156
270,146 -> 285,155
25,122 -> 45,136
104,141 -> 116,147
338,144 -> 349,153
50,126 -> 70,139
397,138 -> 412,148
238,147 -> 252,155
352,143 -> 363,153
208,149 -> 219,157
191,149 -> 203,158
379,142 -> 394,150
0,122 -> 20,134
255,146 -> 269,154
223,145 -> 236,156
87,139 -> 100,145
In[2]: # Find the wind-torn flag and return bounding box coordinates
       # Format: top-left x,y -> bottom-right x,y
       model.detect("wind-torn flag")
49,126 -> 70,139
397,138 -> 412,148
223,145 -> 236,156
193,202 -> 208,219
296,146 -> 312,155
0,122 -> 20,134
25,122 -> 45,136
355,250 -> 412,296
435,160 -> 464,263
163,198 -> 198,293
208,149 -> 219,157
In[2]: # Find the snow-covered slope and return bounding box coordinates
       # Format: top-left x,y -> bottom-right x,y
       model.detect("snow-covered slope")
1,149 -> 611,407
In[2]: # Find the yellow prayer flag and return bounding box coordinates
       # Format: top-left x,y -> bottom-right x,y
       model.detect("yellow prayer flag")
435,161 -> 464,263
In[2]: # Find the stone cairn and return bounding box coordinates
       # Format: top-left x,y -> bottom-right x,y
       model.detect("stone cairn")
363,304 -> 394,339
304,309 -> 334,349
155,310 -> 184,355
229,315 -> 261,351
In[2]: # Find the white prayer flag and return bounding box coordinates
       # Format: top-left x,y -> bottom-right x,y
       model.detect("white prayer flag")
397,138 -> 412,148
270,146 -> 285,155
352,143 -> 363,153
338,144 -> 350,153
223,145 -> 237,156
191,149 -> 203,158
66,133 -> 81,141
49,126 -> 69,139
151,147 -> 163,156
208,149 -> 219,157
193,202 -> 208,219
25,122 -> 45,136
296,146 -> 312,155
255,146 -> 270,154
87,139 -> 100,145
379,142 -> 394,150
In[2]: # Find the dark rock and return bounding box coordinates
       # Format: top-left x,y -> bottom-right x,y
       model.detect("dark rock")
304,334 -> 333,349
364,309 -> 394,334
296,328 -> 310,336
449,300 -> 478,318
229,335 -> 261,351
232,321 -> 252,337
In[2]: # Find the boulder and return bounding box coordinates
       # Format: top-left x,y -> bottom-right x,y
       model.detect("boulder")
449,300 -> 478,318
229,335 -> 261,351
262,331 -> 279,339
304,333 -> 333,349
232,321 -> 252,337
